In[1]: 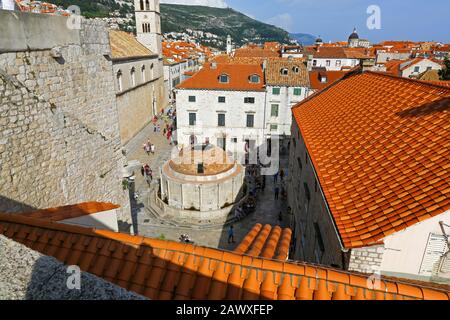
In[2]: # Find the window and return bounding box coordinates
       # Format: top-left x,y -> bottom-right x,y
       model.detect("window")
218,96 -> 226,103
336,60 -> 342,67
272,87 -> 281,95
313,223 -> 325,263
219,74 -> 229,83
246,114 -> 254,128
297,157 -> 302,172
116,70 -> 123,91
145,0 -> 150,10
313,60 -> 317,67
189,113 -> 196,126
304,183 -> 311,202
140,0 -> 144,11
270,124 -> 278,131
141,65 -> 146,82
249,74 -> 260,83
271,104 -> 279,117
130,67 -> 136,87
426,66 -> 432,71
419,233 -> 449,276
326,60 -> 331,67
188,96 -> 196,102
414,66 -> 420,73
292,66 -> 300,73
280,68 -> 288,75
244,97 -> 255,104
293,88 -> 302,96
218,113 -> 225,127
231,137 -> 238,143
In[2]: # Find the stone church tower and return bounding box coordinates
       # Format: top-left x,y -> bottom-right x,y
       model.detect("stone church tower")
134,0 -> 162,57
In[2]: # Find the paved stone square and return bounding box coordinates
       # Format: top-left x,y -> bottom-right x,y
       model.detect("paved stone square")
124,116 -> 291,251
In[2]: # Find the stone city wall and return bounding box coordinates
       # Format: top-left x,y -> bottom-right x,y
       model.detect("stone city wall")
0,11 -> 132,232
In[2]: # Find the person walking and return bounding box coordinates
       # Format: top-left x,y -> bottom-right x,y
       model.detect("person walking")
278,211 -> 283,222
274,185 -> 280,200
150,143 -> 155,155
280,169 -> 285,181
228,225 -> 236,244
273,172 -> 278,183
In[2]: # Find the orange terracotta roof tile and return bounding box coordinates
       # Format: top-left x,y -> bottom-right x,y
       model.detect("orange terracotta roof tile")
234,47 -> 280,58
234,224 -> 292,261
1,211 -> 449,300
14,202 -> 119,221
292,71 -> 450,249
176,63 -> 265,91
309,70 -> 350,91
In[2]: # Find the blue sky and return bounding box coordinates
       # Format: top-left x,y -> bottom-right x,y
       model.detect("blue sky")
225,0 -> 450,43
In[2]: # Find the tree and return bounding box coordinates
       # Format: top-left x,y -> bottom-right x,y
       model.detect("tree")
438,57 -> 450,80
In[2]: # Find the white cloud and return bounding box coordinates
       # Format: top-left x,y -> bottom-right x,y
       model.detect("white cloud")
266,13 -> 294,32
160,0 -> 228,8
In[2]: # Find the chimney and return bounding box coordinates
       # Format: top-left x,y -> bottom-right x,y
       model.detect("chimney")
362,59 -> 375,72
211,62 -> 217,69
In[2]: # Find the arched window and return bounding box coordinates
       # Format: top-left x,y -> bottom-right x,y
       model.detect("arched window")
141,65 -> 146,82
249,74 -> 260,83
140,0 -> 144,11
142,23 -> 146,33
280,68 -> 289,75
145,0 -> 150,10
117,70 -> 123,91
292,66 -> 300,73
130,67 -> 136,87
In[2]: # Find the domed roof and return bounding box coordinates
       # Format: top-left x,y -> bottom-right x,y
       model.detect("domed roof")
315,36 -> 323,44
349,28 -> 359,40
169,144 -> 235,176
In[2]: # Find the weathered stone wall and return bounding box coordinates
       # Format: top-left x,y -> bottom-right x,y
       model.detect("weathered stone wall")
0,235 -> 145,300
0,11 -> 132,232
287,120 -> 345,267
348,245 -> 385,274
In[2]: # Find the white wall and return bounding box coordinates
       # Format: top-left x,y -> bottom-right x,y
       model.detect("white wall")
61,209 -> 120,232
311,58 -> 359,71
401,59 -> 442,78
175,89 -> 266,159
265,85 -> 309,137
380,210 -> 450,279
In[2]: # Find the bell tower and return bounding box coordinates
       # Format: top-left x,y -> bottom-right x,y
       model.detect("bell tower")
134,0 -> 162,57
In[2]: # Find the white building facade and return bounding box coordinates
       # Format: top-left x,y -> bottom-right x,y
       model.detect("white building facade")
175,88 -> 267,161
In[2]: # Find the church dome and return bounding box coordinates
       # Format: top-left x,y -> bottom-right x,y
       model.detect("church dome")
315,36 -> 323,44
349,28 -> 359,40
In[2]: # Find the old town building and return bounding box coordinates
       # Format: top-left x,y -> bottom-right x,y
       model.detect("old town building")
288,70 -> 450,283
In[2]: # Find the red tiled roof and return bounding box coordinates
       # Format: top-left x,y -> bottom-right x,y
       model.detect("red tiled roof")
306,47 -> 348,59
1,212 -> 449,300
308,70 -> 350,91
176,63 -> 265,91
234,48 -> 280,58
234,224 -> 292,260
15,202 -> 120,221
292,71 -> 450,248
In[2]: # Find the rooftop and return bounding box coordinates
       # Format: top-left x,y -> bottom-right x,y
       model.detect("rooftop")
292,71 -> 450,248
309,69 -> 350,91
169,145 -> 235,176
176,63 -> 265,91
14,202 -> 120,222
265,59 -> 309,87
109,30 -> 156,60
1,211 -> 449,300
